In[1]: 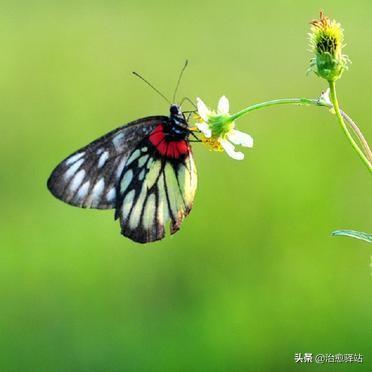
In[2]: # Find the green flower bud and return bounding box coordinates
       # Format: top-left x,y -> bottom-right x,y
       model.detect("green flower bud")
308,12 -> 350,82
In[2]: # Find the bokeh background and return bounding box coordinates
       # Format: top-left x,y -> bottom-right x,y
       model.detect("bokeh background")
1,0 -> 372,370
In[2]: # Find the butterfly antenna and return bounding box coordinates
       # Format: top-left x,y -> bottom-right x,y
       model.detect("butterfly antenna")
180,96 -> 197,109
172,60 -> 189,103
132,71 -> 171,104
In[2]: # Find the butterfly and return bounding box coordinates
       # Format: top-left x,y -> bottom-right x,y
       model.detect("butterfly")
47,63 -> 198,243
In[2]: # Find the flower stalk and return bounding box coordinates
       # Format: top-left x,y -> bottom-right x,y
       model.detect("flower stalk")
195,12 -> 371,172
195,95 -> 371,171
328,81 -> 372,172
193,11 -> 370,243
340,110 -> 372,164
229,98 -> 321,121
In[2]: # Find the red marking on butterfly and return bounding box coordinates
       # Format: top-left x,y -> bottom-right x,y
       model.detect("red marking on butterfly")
149,124 -> 189,159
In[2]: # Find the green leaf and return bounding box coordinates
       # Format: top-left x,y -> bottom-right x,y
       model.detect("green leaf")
331,230 -> 372,243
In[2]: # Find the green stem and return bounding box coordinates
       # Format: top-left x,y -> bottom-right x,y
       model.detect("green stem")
340,110 -> 372,163
228,95 -> 372,172
229,98 -> 321,121
328,81 -> 372,173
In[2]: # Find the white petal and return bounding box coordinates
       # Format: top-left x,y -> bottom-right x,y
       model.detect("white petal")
196,97 -> 210,121
227,129 -> 254,148
196,122 -> 212,138
219,138 -> 244,160
217,96 -> 229,114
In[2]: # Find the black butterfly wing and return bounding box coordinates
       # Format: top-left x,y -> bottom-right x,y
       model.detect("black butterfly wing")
115,138 -> 198,243
47,116 -> 167,209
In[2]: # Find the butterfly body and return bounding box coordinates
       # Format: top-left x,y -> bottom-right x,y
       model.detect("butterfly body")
48,105 -> 197,243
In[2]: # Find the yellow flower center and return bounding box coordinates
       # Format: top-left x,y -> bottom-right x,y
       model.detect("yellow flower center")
201,137 -> 223,152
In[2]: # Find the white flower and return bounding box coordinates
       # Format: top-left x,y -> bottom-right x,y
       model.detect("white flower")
195,96 -> 253,160
195,121 -> 211,138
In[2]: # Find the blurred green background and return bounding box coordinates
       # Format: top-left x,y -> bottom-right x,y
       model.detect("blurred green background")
1,0 -> 372,370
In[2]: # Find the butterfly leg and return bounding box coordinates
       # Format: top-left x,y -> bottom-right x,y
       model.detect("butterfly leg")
184,111 -> 197,122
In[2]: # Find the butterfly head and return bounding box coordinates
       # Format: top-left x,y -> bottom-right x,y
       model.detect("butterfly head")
170,104 -> 182,116
170,104 -> 187,125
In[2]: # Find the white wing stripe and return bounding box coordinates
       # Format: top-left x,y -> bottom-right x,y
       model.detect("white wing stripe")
115,158 -> 126,179
138,155 -> 149,167
98,151 -> 109,168
106,187 -> 116,202
89,178 -> 105,207
77,181 -> 90,201
126,149 -> 140,165
122,189 -> 135,217
142,194 -> 156,229
121,169 -> 133,193
65,152 -> 85,165
70,170 -> 86,193
64,159 -> 84,180
112,133 -> 124,149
